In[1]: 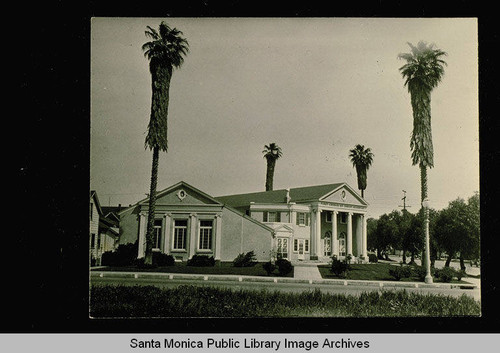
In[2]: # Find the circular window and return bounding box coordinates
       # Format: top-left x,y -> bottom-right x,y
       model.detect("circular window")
341,190 -> 346,201
177,189 -> 187,200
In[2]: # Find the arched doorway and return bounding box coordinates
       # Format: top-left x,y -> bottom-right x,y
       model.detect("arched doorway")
323,231 -> 332,257
339,231 -> 346,257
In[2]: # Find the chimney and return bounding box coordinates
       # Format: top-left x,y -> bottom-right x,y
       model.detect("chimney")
286,188 -> 291,203
118,204 -> 122,212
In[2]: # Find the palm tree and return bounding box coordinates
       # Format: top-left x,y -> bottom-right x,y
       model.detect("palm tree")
262,143 -> 283,191
142,22 -> 189,265
398,41 -> 447,282
348,144 -> 374,198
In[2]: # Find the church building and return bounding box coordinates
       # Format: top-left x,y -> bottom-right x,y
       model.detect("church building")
116,181 -> 368,263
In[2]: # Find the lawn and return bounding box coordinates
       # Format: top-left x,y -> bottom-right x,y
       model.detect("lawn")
92,261 -> 294,277
90,284 -> 481,317
318,263 -> 470,284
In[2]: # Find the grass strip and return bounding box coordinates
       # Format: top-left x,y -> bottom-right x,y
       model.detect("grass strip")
90,284 -> 480,318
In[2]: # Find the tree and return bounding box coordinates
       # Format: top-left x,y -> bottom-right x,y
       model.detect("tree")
348,144 -> 374,198
373,212 -> 399,260
398,41 -> 447,281
434,194 -> 480,270
141,22 -> 189,265
397,209 -> 414,264
262,143 -> 283,191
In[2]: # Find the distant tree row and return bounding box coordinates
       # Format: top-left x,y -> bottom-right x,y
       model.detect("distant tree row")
367,192 -> 479,270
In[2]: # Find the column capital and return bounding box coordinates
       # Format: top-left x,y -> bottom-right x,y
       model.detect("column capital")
139,212 -> 147,217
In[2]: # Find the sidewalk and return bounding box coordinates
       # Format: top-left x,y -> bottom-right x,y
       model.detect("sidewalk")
90,268 -> 478,290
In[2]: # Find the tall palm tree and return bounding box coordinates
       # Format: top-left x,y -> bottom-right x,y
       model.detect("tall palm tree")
262,143 -> 283,191
398,41 -> 447,282
142,22 -> 189,265
348,144 -> 374,198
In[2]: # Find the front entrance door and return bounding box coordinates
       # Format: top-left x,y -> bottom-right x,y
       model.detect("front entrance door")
298,239 -> 305,260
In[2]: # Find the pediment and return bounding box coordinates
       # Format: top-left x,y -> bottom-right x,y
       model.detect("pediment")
139,182 -> 222,206
320,184 -> 367,206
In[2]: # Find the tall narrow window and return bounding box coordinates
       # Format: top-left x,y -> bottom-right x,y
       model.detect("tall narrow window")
340,213 -> 347,224
198,220 -> 213,250
153,219 -> 162,250
304,239 -> 309,253
173,220 -> 188,250
326,212 -> 332,223
90,234 -> 96,249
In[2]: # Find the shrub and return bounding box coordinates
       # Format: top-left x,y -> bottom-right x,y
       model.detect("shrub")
413,266 -> 437,281
133,257 -> 157,269
100,251 -> 114,266
435,267 -> 456,283
262,261 -> 276,276
187,255 -> 215,267
330,258 -> 350,278
456,269 -> 466,281
368,254 -> 378,263
275,259 -> 293,276
389,265 -> 412,281
233,251 -> 257,267
153,252 -> 175,267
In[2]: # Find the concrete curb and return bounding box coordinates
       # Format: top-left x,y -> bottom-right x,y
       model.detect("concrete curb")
90,271 -> 478,289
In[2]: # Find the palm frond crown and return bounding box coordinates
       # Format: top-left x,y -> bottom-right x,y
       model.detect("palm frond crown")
262,143 -> 283,161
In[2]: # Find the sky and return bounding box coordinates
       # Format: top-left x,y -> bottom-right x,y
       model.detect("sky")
90,17 -> 478,218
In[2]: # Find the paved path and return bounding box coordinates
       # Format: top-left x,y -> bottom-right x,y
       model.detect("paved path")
293,263 -> 323,280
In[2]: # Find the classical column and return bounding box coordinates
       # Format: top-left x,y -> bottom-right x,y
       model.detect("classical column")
362,214 -> 368,259
315,208 -> 322,258
347,212 -> 353,257
356,214 -> 363,258
215,214 -> 222,260
189,214 -> 197,258
163,213 -> 171,254
332,211 -> 338,257
138,212 -> 147,258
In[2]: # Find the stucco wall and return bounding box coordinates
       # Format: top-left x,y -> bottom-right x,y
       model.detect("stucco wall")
220,207 -> 273,262
117,206 -> 140,246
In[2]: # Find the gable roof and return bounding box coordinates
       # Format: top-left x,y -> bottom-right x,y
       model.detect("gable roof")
90,190 -> 103,216
118,181 -> 223,215
215,183 -> 346,208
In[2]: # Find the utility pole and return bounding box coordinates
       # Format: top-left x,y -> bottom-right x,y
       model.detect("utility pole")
398,190 -> 411,211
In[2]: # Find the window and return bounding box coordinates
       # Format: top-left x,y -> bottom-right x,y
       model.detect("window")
293,239 -> 298,252
198,220 -> 213,250
277,238 -> 288,259
340,213 -> 347,224
90,203 -> 93,221
96,234 -> 101,249
304,239 -> 309,253
264,211 -> 281,222
296,212 -> 308,226
90,233 -> 96,249
326,212 -> 332,223
173,220 -> 188,250
153,219 -> 162,250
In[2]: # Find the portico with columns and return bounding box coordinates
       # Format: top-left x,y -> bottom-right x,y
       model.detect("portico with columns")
216,181 -> 369,263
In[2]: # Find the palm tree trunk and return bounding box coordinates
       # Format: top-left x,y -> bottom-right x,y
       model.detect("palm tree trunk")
420,164 -> 429,270
265,159 -> 276,191
361,189 -> 364,198
144,146 -> 160,265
